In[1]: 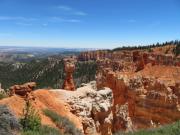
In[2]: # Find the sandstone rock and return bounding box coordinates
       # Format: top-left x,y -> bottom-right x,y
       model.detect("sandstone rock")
78,50 -> 180,69
62,58 -> 76,90
60,83 -> 113,135
133,51 -> 145,71
95,56 -> 180,131
96,68 -> 135,132
9,82 -> 36,96
114,103 -> 133,132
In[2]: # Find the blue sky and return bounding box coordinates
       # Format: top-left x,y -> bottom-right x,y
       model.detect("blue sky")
0,0 -> 180,49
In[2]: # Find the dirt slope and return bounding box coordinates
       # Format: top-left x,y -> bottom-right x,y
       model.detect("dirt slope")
0,89 -> 83,131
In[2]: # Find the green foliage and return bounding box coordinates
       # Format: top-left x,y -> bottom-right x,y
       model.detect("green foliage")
173,43 -> 180,56
0,57 -> 97,89
20,100 -> 62,135
74,61 -> 97,87
43,109 -> 82,135
21,125 -> 61,135
0,92 -> 7,100
114,121 -> 180,135
147,48 -> 153,52
20,100 -> 41,131
112,40 -> 179,52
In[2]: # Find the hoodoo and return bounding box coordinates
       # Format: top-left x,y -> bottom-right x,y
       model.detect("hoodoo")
62,58 -> 76,90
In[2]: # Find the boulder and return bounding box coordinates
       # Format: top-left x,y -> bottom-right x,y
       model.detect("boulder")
9,82 -> 36,96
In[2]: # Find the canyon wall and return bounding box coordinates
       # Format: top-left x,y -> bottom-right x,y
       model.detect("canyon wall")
93,49 -> 180,132
78,50 -> 180,68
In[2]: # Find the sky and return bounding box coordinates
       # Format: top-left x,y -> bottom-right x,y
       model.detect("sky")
0,0 -> 180,49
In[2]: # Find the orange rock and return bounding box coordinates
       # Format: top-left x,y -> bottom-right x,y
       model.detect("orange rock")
62,59 -> 76,91
0,89 -> 83,132
78,49 -> 180,68
9,82 -> 36,96
93,47 -> 180,132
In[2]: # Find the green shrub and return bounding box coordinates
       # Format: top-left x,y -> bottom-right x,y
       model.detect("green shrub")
20,100 -> 62,135
114,121 -> 180,135
20,99 -> 41,131
0,92 -> 7,100
112,40 -> 179,52
147,48 -> 153,52
21,125 -> 60,135
43,109 -> 82,135
174,44 -> 180,56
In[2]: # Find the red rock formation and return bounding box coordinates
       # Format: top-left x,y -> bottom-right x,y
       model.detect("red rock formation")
9,82 -> 36,96
62,59 -> 76,91
96,67 -> 135,132
133,51 -> 145,71
88,46 -> 180,132
78,50 -> 180,69
95,54 -> 180,132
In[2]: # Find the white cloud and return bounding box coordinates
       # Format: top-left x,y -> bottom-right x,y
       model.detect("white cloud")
50,17 -> 81,23
67,19 -> 81,23
57,5 -> 72,11
51,17 -> 64,22
56,5 -> 87,16
0,16 -> 37,21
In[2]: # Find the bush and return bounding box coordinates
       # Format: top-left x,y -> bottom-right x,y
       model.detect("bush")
21,125 -> 60,135
0,105 -> 21,135
174,44 -> 180,56
147,48 -> 153,52
0,92 -> 7,100
20,100 -> 62,135
114,121 -> 180,135
20,99 -> 41,131
44,109 -> 82,135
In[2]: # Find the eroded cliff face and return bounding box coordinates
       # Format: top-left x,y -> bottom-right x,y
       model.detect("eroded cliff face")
95,50 -> 180,132
60,48 -> 180,133
78,50 -> 180,68
96,68 -> 135,132
58,82 -> 113,135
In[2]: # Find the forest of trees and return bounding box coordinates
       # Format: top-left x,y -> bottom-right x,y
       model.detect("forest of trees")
0,58 -> 97,89
112,40 -> 180,53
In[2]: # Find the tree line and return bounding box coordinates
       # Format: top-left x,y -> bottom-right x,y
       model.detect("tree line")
112,40 -> 180,54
